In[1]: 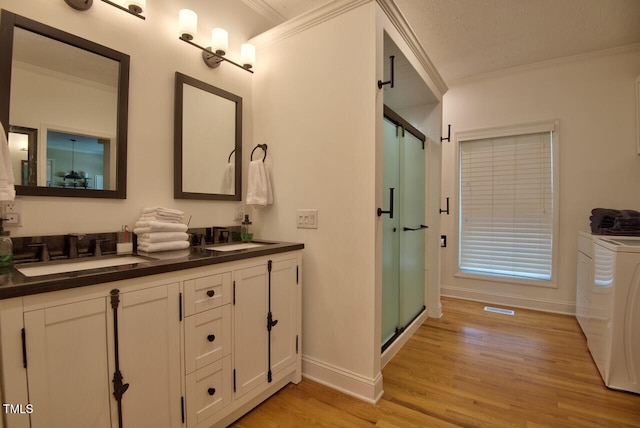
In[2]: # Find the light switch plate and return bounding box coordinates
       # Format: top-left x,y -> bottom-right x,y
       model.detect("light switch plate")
296,209 -> 318,229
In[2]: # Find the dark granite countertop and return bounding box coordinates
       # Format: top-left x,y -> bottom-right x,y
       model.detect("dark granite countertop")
0,240 -> 303,299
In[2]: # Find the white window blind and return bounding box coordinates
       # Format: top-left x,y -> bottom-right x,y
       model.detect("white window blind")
459,131 -> 553,281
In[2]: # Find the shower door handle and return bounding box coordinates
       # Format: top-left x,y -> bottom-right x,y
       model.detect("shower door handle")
403,225 -> 428,231
377,187 -> 394,218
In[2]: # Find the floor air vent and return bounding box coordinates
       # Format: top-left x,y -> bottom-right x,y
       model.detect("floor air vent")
484,306 -> 515,316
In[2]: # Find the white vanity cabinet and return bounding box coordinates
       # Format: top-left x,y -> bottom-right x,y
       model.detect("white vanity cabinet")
183,271 -> 232,427
191,252 -> 302,428
0,249 -> 302,428
21,279 -> 182,428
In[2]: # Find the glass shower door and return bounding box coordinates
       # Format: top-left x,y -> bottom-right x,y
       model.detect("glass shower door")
399,131 -> 425,327
381,118 -> 400,345
381,115 -> 426,350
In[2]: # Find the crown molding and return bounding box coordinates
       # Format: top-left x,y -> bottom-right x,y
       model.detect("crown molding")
239,0 -> 287,26
249,0 -> 371,46
375,0 -> 448,96
250,0 -> 447,95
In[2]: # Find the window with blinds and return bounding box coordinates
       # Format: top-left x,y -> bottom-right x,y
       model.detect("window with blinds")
459,128 -> 555,282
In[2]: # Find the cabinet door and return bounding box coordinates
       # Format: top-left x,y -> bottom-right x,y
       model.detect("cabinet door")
270,257 -> 299,376
118,283 -> 182,428
233,264 -> 268,397
24,297 -> 115,428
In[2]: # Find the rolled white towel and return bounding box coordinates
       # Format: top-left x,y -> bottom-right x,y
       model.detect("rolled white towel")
137,232 -> 189,243
137,248 -> 190,260
137,240 -> 190,253
138,213 -> 183,223
134,221 -> 188,234
142,207 -> 185,216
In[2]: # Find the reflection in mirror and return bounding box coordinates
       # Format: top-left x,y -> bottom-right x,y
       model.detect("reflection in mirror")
7,125 -> 37,186
174,72 -> 242,200
0,10 -> 129,198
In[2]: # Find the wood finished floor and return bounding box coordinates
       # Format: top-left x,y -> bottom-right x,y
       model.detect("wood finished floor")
232,298 -> 640,427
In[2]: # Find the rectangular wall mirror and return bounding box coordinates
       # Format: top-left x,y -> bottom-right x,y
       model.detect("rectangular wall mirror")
0,10 -> 129,198
174,72 -> 242,200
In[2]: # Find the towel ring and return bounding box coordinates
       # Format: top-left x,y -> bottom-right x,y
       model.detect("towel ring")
251,144 -> 268,162
228,149 -> 235,163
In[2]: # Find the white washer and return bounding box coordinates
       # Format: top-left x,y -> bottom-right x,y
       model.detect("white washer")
591,237 -> 640,393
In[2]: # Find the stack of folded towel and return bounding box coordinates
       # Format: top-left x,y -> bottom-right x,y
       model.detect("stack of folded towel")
133,207 -> 190,253
590,208 -> 640,235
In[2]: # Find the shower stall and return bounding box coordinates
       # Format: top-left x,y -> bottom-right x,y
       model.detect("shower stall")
380,107 -> 427,350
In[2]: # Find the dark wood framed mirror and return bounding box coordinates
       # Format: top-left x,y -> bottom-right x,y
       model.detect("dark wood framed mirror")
0,10 -> 129,198
174,72 -> 242,200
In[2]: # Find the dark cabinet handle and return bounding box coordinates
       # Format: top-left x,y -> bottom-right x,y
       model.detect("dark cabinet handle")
207,334 -> 215,342
377,187 -> 394,218
206,290 -> 215,297
208,387 -> 216,396
403,224 -> 428,231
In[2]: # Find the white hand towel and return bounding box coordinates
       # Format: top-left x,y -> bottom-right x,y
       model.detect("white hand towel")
137,240 -> 190,253
133,221 -> 188,234
246,160 -> 273,206
0,123 -> 15,201
138,214 -> 183,223
142,207 -> 185,216
221,163 -> 234,194
138,232 -> 189,243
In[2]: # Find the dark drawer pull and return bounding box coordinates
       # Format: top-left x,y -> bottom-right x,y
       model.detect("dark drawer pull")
207,334 -> 216,342
206,290 -> 215,297
208,387 -> 216,396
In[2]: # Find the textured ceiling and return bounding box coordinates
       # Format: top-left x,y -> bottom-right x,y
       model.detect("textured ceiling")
244,0 -> 640,84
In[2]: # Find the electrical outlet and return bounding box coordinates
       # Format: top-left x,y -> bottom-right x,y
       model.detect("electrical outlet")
2,201 -> 21,227
4,202 -> 17,213
4,213 -> 20,226
296,209 -> 318,229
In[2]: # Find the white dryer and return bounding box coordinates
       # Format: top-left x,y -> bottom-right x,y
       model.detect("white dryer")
590,237 -> 640,394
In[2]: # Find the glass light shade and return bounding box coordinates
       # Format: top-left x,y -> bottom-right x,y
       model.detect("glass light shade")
211,28 -> 228,55
241,43 -> 256,68
178,9 -> 197,40
127,0 -> 145,13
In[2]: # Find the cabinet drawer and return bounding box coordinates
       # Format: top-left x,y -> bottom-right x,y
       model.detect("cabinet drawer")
185,355 -> 231,428
184,272 -> 231,316
185,305 -> 231,374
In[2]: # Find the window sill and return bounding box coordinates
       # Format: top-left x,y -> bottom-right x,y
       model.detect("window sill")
454,271 -> 558,289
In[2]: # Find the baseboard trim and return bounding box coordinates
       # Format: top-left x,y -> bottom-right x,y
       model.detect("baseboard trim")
302,356 -> 383,404
381,310 -> 428,368
441,285 -> 575,315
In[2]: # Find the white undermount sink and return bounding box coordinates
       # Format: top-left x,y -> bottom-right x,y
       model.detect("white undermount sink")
16,256 -> 149,277
205,242 -> 270,252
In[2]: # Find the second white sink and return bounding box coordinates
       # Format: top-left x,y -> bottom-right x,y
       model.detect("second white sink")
17,256 -> 149,277
205,242 -> 269,252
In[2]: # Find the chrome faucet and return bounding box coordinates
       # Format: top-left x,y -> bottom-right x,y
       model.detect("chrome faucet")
66,233 -> 85,259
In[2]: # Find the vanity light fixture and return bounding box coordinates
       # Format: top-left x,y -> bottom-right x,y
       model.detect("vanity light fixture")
177,10 -> 254,74
101,0 -> 146,20
64,0 -> 146,20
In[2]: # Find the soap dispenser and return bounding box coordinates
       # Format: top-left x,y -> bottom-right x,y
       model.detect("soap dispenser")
0,219 -> 13,268
241,214 -> 253,242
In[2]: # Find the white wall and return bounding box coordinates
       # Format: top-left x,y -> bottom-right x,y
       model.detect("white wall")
252,2 -> 382,401
441,46 -> 640,314
0,0 -> 270,236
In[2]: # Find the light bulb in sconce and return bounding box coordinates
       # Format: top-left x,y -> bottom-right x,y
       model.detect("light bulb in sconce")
211,28 -> 228,55
127,0 -> 145,14
241,43 -> 256,69
178,9 -> 197,41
